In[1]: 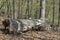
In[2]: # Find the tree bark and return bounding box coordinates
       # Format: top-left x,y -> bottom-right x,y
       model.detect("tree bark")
12,0 -> 15,19
39,0 -> 42,19
52,0 -> 55,24
58,0 -> 60,27
18,0 -> 20,19
27,0 -> 30,19
41,0 -> 45,21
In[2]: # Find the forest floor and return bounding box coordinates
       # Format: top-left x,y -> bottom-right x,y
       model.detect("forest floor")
0,17 -> 60,40
0,27 -> 60,40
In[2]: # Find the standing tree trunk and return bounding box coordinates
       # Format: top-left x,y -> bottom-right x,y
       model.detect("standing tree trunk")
27,0 -> 30,19
5,0 -> 10,18
12,0 -> 15,19
6,0 -> 9,18
0,1 -> 6,10
21,0 -> 23,19
41,0 -> 45,21
30,0 -> 33,19
18,0 -> 20,19
35,8 -> 37,19
9,0 -> 12,18
52,0 -> 55,24
39,0 -> 42,19
58,0 -> 60,27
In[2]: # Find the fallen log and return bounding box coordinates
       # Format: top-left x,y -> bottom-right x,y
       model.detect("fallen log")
2,19 -> 46,34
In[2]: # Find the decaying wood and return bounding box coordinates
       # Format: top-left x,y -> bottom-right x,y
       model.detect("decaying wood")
2,19 -> 46,33
2,18 -> 60,34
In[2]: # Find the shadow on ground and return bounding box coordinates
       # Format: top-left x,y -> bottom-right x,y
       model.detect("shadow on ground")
0,28 -> 13,34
